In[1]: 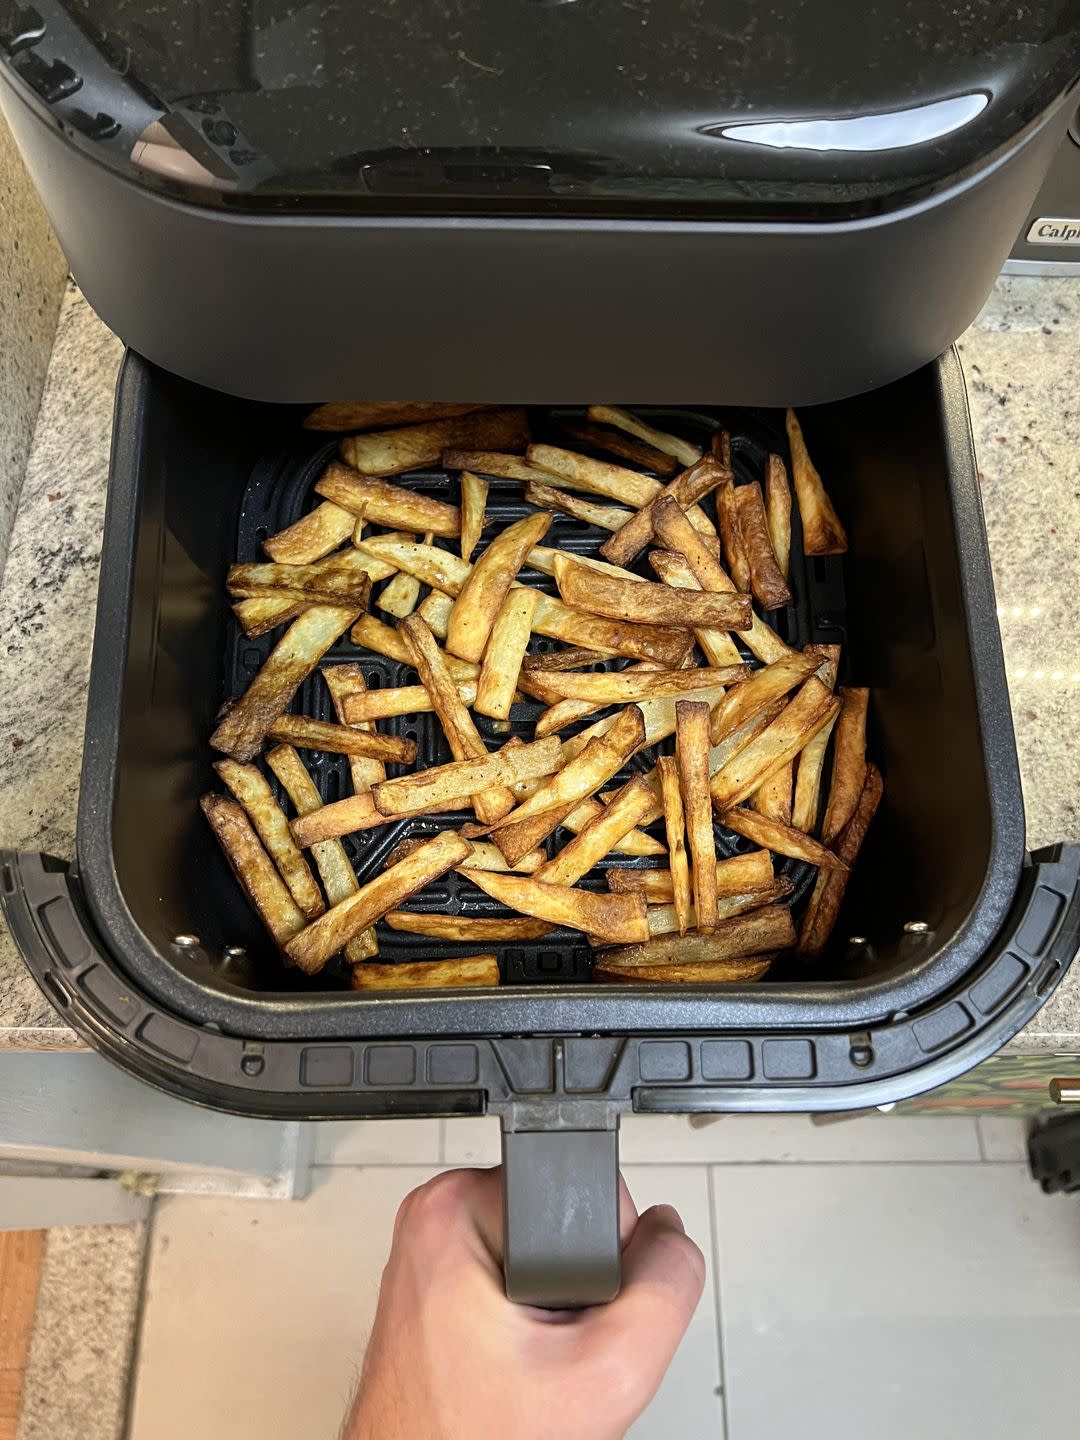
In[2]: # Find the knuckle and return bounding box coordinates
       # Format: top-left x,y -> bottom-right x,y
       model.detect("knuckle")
396,1169 -> 475,1235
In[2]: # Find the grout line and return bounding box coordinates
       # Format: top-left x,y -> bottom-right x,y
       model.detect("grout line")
974,1118 -> 989,1162
318,1156 -> 1015,1170
119,1205 -> 157,1440
706,1167 -> 731,1440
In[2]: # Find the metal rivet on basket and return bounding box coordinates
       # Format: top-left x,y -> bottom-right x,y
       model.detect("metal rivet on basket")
224,945 -> 247,959
848,935 -> 868,946
241,1053 -> 265,1077
903,920 -> 930,934
173,934 -> 201,948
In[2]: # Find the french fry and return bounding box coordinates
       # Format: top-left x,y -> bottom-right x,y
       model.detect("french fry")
522,646 -> 608,673
644,878 -> 795,935
649,547 -> 791,666
446,511 -> 551,663
285,831 -> 472,973
266,715 -> 416,764
765,454 -> 792,579
385,837 -> 545,874
797,764 -> 883,959
378,566 -> 423,619
290,788 -> 462,847
657,755 -> 692,936
557,420 -> 680,476
305,401 -> 492,432
523,482 -> 633,532
316,461 -> 461,537
717,480 -> 751,594
460,471 -> 488,562
528,444 -> 715,536
321,663 -> 387,791
534,776 -> 656,886
734,481 -> 792,610
370,736 -> 562,820
586,405 -> 703,468
594,905 -> 795,965
642,554 -> 743,667
210,604 -> 358,762
461,869 -> 649,944
709,679 -> 840,812
474,587 -> 538,720
606,849 -> 774,901
351,956 -> 501,989
751,764 -> 793,825
553,552 -> 751,631
341,408 -> 529,477
201,794 -> 307,949
708,652 -> 821,746
711,429 -> 732,470
349,612 -> 478,684
341,680 -> 476,723
720,806 -> 847,870
593,956 -> 774,984
227,559 -> 372,608
233,596 -> 305,638
213,760 -> 324,921
600,455 -> 728,567
263,501 -> 356,563
791,709 -> 838,833
417,589 -> 454,638
383,912 -> 553,941
805,642 -> 842,691
442,450 -> 550,482
531,661 -> 691,741
820,687 -> 870,844
709,702 -> 785,774
265,744 -> 378,962
676,700 -> 718,929
785,408 -> 848,555
524,664 -> 746,708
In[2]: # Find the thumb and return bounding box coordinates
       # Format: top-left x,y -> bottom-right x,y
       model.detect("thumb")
591,1203 -> 706,1363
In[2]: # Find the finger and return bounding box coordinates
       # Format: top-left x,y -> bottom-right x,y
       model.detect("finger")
590,1203 -> 705,1360
618,1173 -> 639,1251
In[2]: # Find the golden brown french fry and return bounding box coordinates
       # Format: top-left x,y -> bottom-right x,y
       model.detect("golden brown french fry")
594,905 -> 795,964
264,744 -> 378,962
675,700 -> 718,930
233,596 -> 305,638
593,956 -> 774,984
227,559 -> 372,608
648,547 -> 791,666
553,553 -> 750,632
351,956 -> 501,989
709,679 -> 840,812
305,401 -> 492,433
721,805 -> 847,870
286,831 -> 472,973
586,405 -> 703,468
657,755 -> 692,937
805,642 -> 842,691
734,482 -> 792,610
321,663 -> 387,792
340,680 -> 475,723
417,589 -> 453,638
385,837 -> 544,874
349,611 -> 478,683
797,764 -> 883,959
462,869 -> 649,943
371,736 -> 562,820
525,664 -> 746,708
751,764 -> 793,825
606,849 -> 773,901
522,646 -> 608,673
526,443 -> 661,507
820,687 -> 870,844
446,511 -> 551,663
600,456 -> 728,567
791,709 -> 838,834
717,480 -> 752,594
266,715 -> 416,764
442,450 -> 549,482
316,462 -> 461,537
460,471 -> 488,563
289,789 -> 461,847
263,501 -> 357,564
210,605 -> 359,762
711,429 -> 732,469
523,482 -> 633,532
765,454 -> 792,579
708,652 -> 821,745
533,776 -> 656,886
202,794 -> 307,949
785,408 -> 848,555
643,878 -> 794,936
531,663 -> 689,741
213,760 -> 324,921
709,702 -> 785,775
556,420 -> 680,476
474,588 -> 538,721
641,555 -> 742,668
341,409 -> 529,477
383,912 -> 553,941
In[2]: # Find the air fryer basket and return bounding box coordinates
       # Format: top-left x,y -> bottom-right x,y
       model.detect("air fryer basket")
3,349 -> 1078,1306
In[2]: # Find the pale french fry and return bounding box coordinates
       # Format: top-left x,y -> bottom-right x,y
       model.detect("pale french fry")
290,789 -> 461,847
765,454 -> 792,579
717,480 -> 751,593
606,849 -> 774,901
709,702 -> 785,774
385,837 -> 545,874
533,776 -> 656,886
383,912 -> 553,940
446,511 -> 551,663
593,956 -> 774,984
341,408 -> 529,477
708,652 -> 821,746
201,794 -> 306,949
370,736 -> 562,820
751,764 -> 793,825
522,646 -> 608,673
649,548 -> 791,666
349,611 -> 478,683
557,420 -> 680,475
553,552 -> 750,631
442,450 -> 549,482
721,805 -> 847,870
213,760 -> 324,921
657,755 -> 692,937
587,405 -> 703,468
532,662 -> 690,741
523,482 -> 633,532
316,461 -> 460,536
265,744 -> 378,962
797,764 -> 883,959
266,715 -> 416,764
574,688 -> 729,759
263,501 -> 356,563
600,455 -> 728,567
526,443 -> 661,507
565,799 -> 664,857
227,559 -> 372,608
791,709 -> 838,833
305,401 -> 492,432
676,700 -> 718,930
820,687 -> 870,845
481,790 -> 663,863
285,831 -> 472,973
460,471 -> 488,562
233,596 -> 305,638
462,869 -> 649,944
210,605 -> 358,762
644,878 -> 794,935
474,587 -> 538,721
734,481 -> 792,610
351,956 -> 501,989
378,567 -> 422,619
417,589 -> 453,638
525,664 -> 746,708
785,408 -> 848,555
340,680 -> 475,723
594,905 -> 795,965
709,679 -> 839,812
321,663 -> 387,792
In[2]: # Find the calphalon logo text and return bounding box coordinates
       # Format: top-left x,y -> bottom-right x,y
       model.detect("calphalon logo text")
1027,217 -> 1080,245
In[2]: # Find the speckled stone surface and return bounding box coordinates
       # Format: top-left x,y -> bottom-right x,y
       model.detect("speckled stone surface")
0,278 -> 1076,1051
16,1222 -> 148,1440
0,115 -> 67,578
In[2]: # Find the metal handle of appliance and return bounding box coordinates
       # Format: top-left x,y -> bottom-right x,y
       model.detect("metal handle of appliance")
501,1124 -> 621,1308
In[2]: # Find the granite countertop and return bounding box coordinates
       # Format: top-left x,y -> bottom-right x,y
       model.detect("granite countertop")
1,279 -> 1077,1051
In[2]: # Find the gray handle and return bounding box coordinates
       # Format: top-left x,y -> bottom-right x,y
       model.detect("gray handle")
501,1125 -> 621,1308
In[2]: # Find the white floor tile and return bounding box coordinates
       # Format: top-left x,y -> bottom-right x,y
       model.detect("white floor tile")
620,1112 -> 981,1164
976,1115 -> 1032,1162
312,1116 -> 442,1166
712,1163 -> 1080,1440
443,1114 -> 502,1165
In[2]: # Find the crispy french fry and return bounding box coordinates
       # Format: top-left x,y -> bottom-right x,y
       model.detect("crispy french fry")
289,789 -> 461,847
649,547 -> 791,666
460,471 -> 488,562
657,755 -> 692,937
594,905 -> 794,965
227,559 -> 372,608
586,405 -> 703,468
805,642 -> 842,691
233,596 -> 306,638
321,663 -> 387,792
644,878 -> 794,935
821,687 -> 870,844
600,456 -> 728,567
201,794 -> 306,949
606,849 -> 773,901
351,955 -> 501,989
340,680 -> 475,723
557,420 -> 680,476
797,764 -> 883,959
316,461 -> 461,536
531,661 -> 681,740
751,763 -> 793,825
525,664 -> 746,708
370,736 -> 562,820
305,401 -> 492,433
553,552 -> 750,632
734,481 -> 792,610
785,408 -> 848,555
349,612 -> 478,684
791,709 -> 838,833
523,482 -> 633,532
213,760 -> 324,921
286,831 -> 472,973
474,588 -> 538,721
593,956 -> 774,983
417,589 -> 453,638
534,776 -> 656,886
522,646 -> 607,673
385,836 -> 544,874
642,555 -> 743,667
462,869 -> 649,943
676,700 -> 718,930
765,454 -> 792,579
709,652 -> 821,745
341,409 -> 529,477
210,605 -> 358,762
709,702 -> 785,775
526,443 -> 661,507
721,805 -> 846,870
717,480 -> 752,594
442,450 -> 549,482
710,679 -> 840,812
266,715 -> 416,764
263,501 -> 357,564
446,511 -> 550,663
384,912 -> 553,940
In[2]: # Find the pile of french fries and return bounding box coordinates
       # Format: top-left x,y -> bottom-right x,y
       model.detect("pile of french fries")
202,401 -> 881,990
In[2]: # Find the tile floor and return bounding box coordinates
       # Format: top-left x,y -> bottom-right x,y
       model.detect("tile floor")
127,1113 -> 1080,1440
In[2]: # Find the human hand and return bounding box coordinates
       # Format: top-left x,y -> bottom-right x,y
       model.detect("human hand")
344,1166 -> 705,1440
